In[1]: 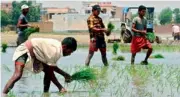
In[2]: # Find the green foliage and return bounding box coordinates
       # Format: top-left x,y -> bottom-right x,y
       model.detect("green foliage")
146,32 -> 155,42
159,7 -> 173,25
112,42 -> 119,55
173,8 -> 180,14
1,11 -> 12,26
175,14 -> 180,23
1,43 -> 8,53
173,8 -> 180,23
72,68 -> 97,82
26,5 -> 41,22
2,1 -> 40,26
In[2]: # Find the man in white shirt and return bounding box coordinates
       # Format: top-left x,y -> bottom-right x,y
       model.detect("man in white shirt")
172,24 -> 180,40
3,37 -> 77,94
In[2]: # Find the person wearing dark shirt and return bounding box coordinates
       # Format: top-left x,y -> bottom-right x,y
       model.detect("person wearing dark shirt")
16,4 -> 31,46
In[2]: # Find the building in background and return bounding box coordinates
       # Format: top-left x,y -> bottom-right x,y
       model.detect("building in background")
51,14 -> 110,32
1,2 -> 12,13
82,1 -> 114,15
81,1 -> 131,20
41,7 -> 78,21
49,1 -> 133,32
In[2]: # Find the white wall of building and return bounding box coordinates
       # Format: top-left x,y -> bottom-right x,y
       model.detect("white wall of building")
51,14 -> 116,32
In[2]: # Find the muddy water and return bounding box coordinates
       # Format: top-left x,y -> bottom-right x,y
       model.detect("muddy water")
1,48 -> 180,97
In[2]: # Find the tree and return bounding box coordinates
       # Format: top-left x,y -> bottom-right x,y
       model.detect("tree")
159,7 -> 173,25
27,6 -> 40,22
11,1 -> 21,25
173,8 -> 180,23
11,1 -> 40,25
173,8 -> 180,14
1,11 -> 12,26
175,14 -> 180,23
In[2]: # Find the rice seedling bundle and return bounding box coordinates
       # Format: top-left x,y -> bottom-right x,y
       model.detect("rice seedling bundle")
24,26 -> 39,40
72,68 -> 97,82
146,32 -> 155,42
1,43 -> 8,53
106,22 -> 115,36
153,54 -> 164,58
112,42 -> 119,55
112,55 -> 125,61
150,54 -> 164,59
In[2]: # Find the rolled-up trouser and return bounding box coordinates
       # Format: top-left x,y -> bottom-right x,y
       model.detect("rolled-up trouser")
15,53 -> 28,66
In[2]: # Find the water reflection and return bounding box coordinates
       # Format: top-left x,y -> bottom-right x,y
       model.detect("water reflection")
129,65 -> 151,97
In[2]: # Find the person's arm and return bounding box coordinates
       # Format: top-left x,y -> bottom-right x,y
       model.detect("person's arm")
43,65 -> 66,93
53,66 -> 72,83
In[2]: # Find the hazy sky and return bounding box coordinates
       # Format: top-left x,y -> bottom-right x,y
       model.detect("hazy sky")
2,1 -> 180,13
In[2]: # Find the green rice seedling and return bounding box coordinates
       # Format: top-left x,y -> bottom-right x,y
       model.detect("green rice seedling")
24,27 -> 39,40
107,22 -> 115,31
8,91 -> 16,97
146,32 -> 155,42
152,65 -> 163,80
72,68 -> 97,82
112,55 -> 125,61
112,42 -> 119,55
106,22 -> 115,36
154,54 -> 164,58
98,67 -> 108,79
150,54 -> 164,59
1,43 -> 8,53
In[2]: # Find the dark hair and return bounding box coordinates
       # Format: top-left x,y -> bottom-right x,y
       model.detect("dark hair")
138,5 -> 146,12
121,23 -> 125,27
92,5 -> 101,12
62,37 -> 77,51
